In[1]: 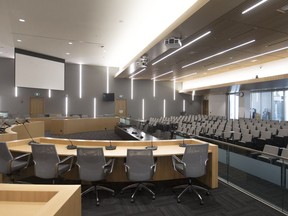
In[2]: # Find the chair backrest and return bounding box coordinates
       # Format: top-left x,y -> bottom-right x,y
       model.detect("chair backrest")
77,147 -> 106,182
126,149 -> 154,181
262,145 -> 278,155
31,144 -> 60,179
182,144 -> 209,178
281,148 -> 288,158
0,142 -> 13,174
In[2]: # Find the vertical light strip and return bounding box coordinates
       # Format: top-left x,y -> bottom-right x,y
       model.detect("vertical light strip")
163,99 -> 166,118
192,90 -> 195,101
153,79 -> 156,98
142,99 -> 145,120
183,99 -> 186,112
106,66 -> 109,93
79,64 -> 82,98
15,87 -> 18,97
173,79 -> 176,100
93,97 -> 97,118
131,78 -> 134,100
48,89 -> 51,98
65,96 -> 68,117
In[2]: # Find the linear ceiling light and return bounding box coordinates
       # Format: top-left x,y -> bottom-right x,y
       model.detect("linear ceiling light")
129,68 -> 146,78
242,0 -> 268,14
152,70 -> 173,80
171,72 -> 197,81
182,39 -> 255,69
152,31 -> 211,66
208,46 -> 288,71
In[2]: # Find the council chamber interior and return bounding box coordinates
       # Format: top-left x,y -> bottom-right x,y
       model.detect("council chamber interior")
1,0 -> 288,216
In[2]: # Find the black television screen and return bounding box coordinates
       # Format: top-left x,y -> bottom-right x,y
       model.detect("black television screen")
102,93 -> 115,101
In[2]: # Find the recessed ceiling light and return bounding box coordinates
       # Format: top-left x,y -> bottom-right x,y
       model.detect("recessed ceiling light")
17,39 -> 22,42
251,59 -> 258,62
19,18 -> 25,22
68,42 -> 73,45
66,52 -> 70,55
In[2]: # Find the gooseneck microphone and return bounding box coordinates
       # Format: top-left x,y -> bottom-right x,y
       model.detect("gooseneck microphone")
179,138 -> 188,147
15,120 -> 38,145
146,138 -> 157,150
104,128 -> 116,150
66,138 -> 77,150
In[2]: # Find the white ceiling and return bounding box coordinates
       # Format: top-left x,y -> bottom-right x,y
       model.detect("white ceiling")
0,0 -> 205,68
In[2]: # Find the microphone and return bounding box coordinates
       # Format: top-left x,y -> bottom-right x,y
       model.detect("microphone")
16,120 -> 38,145
104,128 -> 116,150
146,138 -> 157,150
179,138 -> 188,147
66,138 -> 77,150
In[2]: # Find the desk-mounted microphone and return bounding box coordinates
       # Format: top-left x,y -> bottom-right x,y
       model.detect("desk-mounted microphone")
179,138 -> 188,147
15,120 -> 38,145
146,138 -> 157,151
104,128 -> 116,150
66,138 -> 77,150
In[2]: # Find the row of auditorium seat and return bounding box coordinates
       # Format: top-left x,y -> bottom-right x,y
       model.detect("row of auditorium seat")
143,115 -> 288,151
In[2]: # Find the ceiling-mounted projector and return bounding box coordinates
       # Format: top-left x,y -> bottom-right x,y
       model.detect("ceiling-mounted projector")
164,37 -> 182,49
136,55 -> 148,68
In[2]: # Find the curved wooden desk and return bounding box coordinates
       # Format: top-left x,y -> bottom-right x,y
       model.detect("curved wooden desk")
7,137 -> 218,189
0,121 -> 44,142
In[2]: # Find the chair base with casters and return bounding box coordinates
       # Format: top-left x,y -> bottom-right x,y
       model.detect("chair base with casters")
173,178 -> 209,205
81,183 -> 115,206
121,182 -> 155,203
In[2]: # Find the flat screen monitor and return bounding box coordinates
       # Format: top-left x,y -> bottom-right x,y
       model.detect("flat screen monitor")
102,93 -> 115,102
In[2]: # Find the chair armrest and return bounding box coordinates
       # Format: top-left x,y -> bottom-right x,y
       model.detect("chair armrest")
171,154 -> 185,171
103,158 -> 115,174
151,163 -> 157,172
11,153 -> 31,170
13,153 -> 31,161
58,155 -> 74,171
124,163 -> 129,173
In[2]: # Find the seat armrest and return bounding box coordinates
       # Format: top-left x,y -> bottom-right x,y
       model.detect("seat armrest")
14,153 -> 31,168
172,154 -> 185,171
58,155 -> 74,171
103,158 -> 115,174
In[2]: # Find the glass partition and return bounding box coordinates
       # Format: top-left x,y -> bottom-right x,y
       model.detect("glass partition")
198,136 -> 288,214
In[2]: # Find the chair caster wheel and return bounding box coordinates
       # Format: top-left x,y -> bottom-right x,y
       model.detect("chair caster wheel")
177,198 -> 181,203
200,200 -> 204,205
112,192 -> 115,196
120,190 -> 124,195
130,198 -> 134,203
152,195 -> 155,200
206,191 -> 210,196
96,202 -> 100,206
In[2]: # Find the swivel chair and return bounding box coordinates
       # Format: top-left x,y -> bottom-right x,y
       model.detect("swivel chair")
121,149 -> 156,203
0,142 -> 31,183
172,143 -> 209,204
76,147 -> 115,206
31,143 -> 73,184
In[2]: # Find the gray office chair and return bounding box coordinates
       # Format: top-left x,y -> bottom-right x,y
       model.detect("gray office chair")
0,142 -> 31,183
172,143 -> 209,205
121,149 -> 156,203
76,147 -> 115,206
31,143 -> 73,183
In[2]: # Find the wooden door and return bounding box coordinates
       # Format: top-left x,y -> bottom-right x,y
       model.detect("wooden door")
115,99 -> 127,117
30,97 -> 45,117
202,100 -> 209,115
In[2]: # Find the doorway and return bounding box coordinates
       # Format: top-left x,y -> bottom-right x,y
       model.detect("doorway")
30,97 -> 45,117
115,99 -> 127,117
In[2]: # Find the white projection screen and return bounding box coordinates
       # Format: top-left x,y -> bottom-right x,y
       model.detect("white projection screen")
15,49 -> 65,90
